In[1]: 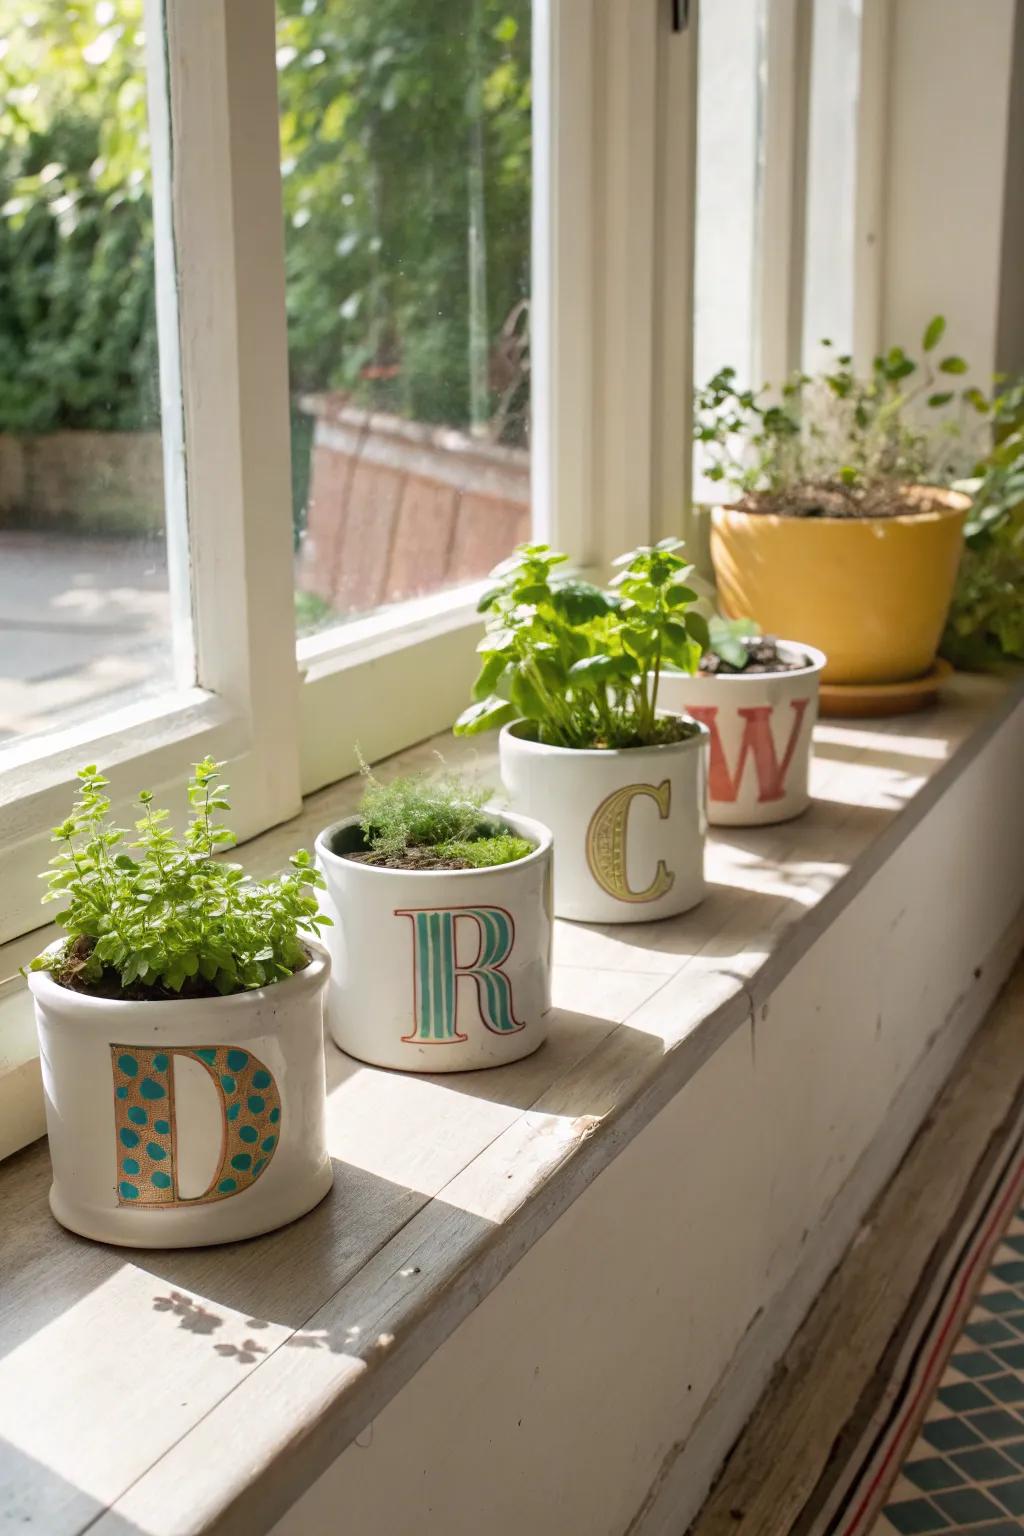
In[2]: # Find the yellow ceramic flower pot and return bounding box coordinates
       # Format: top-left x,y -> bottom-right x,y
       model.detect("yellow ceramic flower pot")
710,486 -> 970,685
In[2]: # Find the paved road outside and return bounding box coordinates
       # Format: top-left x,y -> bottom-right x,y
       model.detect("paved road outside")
0,530 -> 173,747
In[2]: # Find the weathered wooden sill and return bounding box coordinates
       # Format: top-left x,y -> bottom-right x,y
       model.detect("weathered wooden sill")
1,671 -> 1022,1536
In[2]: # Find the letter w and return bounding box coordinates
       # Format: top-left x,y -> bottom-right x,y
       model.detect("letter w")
687,699 -> 810,803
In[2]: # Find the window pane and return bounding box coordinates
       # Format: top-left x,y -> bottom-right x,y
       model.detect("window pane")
693,0 -> 765,498
277,0 -> 532,639
0,0 -> 181,750
802,0 -> 862,370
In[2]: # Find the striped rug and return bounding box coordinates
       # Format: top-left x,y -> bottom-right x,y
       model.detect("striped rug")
808,1103 -> 1024,1536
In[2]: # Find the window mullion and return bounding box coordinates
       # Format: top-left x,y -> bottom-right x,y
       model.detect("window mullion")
143,0 -> 193,693
652,0 -> 700,547
591,0 -> 660,564
852,0 -> 892,370
531,0 -> 596,563
756,0 -> 813,386
163,0 -> 301,829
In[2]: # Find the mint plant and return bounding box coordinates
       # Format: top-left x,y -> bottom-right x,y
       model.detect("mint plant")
454,540 -> 708,749
355,760 -> 531,869
29,759 -> 330,998
695,316 -> 989,515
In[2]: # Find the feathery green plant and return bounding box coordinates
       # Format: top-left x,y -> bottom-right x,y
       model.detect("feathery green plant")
356,759 -> 531,867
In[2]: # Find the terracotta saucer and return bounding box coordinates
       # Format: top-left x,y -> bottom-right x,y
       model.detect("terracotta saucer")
818,658 -> 953,719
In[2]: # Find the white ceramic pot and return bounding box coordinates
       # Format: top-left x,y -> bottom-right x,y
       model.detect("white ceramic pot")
499,719 -> 709,924
657,641 -> 826,826
27,941 -> 333,1248
316,812 -> 553,1072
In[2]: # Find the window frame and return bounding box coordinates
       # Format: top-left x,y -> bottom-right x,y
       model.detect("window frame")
0,0 -> 696,1152
0,0 -> 305,947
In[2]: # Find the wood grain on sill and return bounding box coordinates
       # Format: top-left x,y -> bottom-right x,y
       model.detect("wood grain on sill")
0,670 -> 1020,1536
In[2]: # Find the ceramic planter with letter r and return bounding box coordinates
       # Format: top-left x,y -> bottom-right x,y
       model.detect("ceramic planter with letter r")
316,811 -> 553,1071
499,718 -> 709,923
27,942 -> 334,1248
658,642 -> 825,826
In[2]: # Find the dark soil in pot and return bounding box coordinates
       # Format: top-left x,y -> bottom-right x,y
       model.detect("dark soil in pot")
50,934 -> 313,1000
700,636 -> 811,676
735,483 -> 951,519
512,714 -> 703,751
331,818 -> 533,872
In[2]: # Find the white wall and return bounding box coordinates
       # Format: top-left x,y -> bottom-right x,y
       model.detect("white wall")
883,0 -> 1019,380
272,700 -> 1024,1536
997,0 -> 1024,376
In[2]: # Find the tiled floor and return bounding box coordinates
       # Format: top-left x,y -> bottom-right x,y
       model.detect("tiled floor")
875,1215 -> 1024,1534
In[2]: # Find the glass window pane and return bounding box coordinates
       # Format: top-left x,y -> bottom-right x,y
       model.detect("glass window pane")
277,0 -> 532,639
693,0 -> 765,499
802,0 -> 862,370
0,0 -> 181,751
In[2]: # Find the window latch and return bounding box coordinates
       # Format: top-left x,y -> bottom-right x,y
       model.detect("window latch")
672,0 -> 690,31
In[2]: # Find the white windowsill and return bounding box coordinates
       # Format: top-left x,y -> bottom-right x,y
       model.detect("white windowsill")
0,669 -> 1022,1536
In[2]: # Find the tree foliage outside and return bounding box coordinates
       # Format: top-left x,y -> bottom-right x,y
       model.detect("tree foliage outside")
0,0 -> 158,431
0,0 -> 532,443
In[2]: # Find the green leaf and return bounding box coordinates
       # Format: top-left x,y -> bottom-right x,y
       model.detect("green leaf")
664,584 -> 698,608
922,315 -> 946,352
927,392 -> 954,408
453,697 -> 519,737
939,355 -> 969,375
550,580 -> 612,625
471,648 -> 510,701
508,665 -> 548,722
568,653 -> 618,683
685,611 -> 710,650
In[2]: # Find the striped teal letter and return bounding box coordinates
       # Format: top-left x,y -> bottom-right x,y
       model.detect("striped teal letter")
397,906 -> 525,1044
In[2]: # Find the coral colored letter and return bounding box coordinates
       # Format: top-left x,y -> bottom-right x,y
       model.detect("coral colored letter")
686,699 -> 810,803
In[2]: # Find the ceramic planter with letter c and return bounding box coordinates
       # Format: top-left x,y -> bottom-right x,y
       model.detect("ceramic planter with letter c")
27,940 -> 334,1248
499,717 -> 709,924
316,811 -> 553,1071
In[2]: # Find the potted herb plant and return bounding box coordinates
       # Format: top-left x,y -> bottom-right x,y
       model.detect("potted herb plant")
658,618 -> 826,826
942,379 -> 1024,669
25,760 -> 334,1249
454,541 -> 710,924
696,317 -> 977,697
315,761 -> 553,1071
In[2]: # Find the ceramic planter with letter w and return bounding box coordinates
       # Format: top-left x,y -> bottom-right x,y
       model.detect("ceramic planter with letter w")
658,639 -> 826,826
316,811 -> 553,1071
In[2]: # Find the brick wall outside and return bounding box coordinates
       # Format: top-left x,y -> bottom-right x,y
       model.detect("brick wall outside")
296,395 -> 530,615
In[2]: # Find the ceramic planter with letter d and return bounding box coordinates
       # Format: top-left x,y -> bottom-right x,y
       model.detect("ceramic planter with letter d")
28,941 -> 334,1248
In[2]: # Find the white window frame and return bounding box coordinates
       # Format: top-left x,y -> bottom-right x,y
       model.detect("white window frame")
0,0 -> 701,1152
1,0 -> 893,942
0,0 -> 303,947
293,0 -> 703,795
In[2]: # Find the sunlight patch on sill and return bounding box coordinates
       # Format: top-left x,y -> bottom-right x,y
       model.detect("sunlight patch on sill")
813,723 -> 953,761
